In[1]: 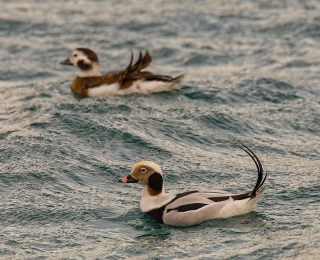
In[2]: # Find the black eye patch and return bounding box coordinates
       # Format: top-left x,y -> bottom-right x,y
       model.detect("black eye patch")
148,172 -> 163,193
77,60 -> 92,71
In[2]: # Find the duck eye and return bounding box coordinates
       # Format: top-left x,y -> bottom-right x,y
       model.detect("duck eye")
74,54 -> 77,57
141,168 -> 147,173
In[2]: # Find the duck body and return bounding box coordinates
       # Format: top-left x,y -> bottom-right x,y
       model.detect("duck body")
142,188 -> 264,226
119,144 -> 267,227
71,75 -> 182,97
60,48 -> 184,97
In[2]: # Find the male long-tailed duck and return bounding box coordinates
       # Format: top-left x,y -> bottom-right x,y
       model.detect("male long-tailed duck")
60,48 -> 184,97
119,143 -> 267,226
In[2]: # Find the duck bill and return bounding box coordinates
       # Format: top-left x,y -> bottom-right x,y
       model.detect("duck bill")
60,58 -> 72,65
118,174 -> 138,183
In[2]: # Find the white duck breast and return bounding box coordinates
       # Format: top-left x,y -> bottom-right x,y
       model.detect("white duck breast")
87,80 -> 180,97
119,143 -> 267,227
60,48 -> 184,98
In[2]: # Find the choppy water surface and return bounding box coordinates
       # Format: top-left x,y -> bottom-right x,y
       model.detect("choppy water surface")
1,0 -> 320,259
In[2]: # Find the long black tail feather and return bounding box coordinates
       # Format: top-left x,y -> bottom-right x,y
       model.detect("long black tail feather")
235,142 -> 267,197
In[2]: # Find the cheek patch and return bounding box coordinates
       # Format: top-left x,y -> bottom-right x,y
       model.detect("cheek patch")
77,60 -> 92,71
147,172 -> 163,196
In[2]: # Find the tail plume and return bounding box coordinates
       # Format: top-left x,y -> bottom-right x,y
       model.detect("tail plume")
235,142 -> 267,197
121,51 -> 184,87
129,51 -> 153,74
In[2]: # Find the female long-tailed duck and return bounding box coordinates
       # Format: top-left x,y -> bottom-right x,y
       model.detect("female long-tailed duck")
119,143 -> 267,226
60,48 -> 184,97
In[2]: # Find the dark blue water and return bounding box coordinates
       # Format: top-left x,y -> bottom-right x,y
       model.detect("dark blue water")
1,0 -> 320,259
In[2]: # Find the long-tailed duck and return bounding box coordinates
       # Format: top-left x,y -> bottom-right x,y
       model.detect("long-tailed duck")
119,143 -> 267,226
60,48 -> 184,97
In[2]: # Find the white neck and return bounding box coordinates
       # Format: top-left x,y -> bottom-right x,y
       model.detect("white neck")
78,63 -> 101,77
140,185 -> 174,213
